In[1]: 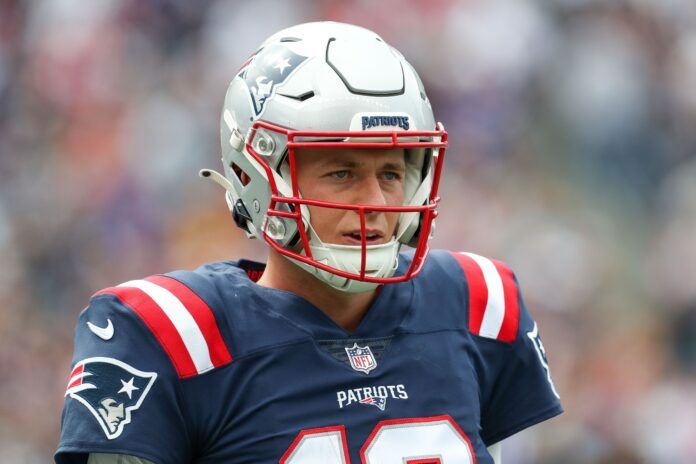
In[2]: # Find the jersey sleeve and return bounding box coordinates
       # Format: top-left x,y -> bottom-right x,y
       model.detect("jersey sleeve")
448,251 -> 563,446
56,289 -> 192,464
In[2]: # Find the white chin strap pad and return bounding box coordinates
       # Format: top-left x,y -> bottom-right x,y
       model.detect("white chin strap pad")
290,236 -> 400,293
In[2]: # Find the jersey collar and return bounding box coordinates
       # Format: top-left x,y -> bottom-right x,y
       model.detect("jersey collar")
234,256 -> 415,339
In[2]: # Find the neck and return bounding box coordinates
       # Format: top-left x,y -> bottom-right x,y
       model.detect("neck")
256,250 -> 377,333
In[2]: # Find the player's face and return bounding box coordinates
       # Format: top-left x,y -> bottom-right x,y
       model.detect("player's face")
294,147 -> 406,246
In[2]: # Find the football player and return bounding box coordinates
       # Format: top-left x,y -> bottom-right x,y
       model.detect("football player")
56,22 -> 562,464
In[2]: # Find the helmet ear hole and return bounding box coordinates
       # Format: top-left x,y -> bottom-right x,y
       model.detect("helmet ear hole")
230,162 -> 251,187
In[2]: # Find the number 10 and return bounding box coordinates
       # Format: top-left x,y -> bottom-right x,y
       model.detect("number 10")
280,415 -> 476,463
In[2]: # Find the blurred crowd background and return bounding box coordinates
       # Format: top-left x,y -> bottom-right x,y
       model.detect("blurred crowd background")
1,0 -> 695,462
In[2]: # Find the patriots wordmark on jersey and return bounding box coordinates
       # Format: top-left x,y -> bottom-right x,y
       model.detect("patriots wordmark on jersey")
56,250 -> 562,464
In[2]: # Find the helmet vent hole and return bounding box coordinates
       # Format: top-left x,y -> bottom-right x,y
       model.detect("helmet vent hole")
278,91 -> 314,102
280,37 -> 301,42
297,91 -> 314,101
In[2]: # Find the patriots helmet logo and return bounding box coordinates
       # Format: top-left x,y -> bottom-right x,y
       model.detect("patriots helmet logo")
238,43 -> 308,117
65,357 -> 157,439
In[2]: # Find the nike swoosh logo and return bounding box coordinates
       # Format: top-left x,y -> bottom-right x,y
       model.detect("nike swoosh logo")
87,319 -> 114,340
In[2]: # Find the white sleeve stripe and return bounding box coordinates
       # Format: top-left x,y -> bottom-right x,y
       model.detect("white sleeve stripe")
118,279 -> 214,374
462,252 -> 505,339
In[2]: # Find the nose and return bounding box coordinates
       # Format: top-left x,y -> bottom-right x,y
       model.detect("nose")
353,174 -> 388,208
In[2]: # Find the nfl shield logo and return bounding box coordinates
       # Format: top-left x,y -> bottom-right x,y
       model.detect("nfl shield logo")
345,342 -> 377,374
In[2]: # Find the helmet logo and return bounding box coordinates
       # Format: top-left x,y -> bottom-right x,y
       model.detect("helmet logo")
238,44 -> 308,118
361,115 -> 410,131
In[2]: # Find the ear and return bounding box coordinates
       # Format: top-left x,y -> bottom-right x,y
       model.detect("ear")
230,162 -> 252,187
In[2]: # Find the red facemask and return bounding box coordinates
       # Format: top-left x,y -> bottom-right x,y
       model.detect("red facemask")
244,120 -> 448,284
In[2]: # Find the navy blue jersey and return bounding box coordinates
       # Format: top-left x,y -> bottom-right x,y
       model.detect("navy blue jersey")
56,250 -> 562,464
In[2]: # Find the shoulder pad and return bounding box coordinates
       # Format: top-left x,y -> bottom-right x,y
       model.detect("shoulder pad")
448,251 -> 520,343
94,275 -> 232,378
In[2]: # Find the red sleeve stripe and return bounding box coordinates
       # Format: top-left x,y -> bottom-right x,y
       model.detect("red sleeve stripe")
94,284 -> 199,378
94,278 -> 231,378
449,252 -> 488,335
450,252 -> 520,343
144,275 -> 232,370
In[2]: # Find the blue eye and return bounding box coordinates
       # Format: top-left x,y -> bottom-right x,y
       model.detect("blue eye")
330,170 -> 349,179
381,171 -> 402,181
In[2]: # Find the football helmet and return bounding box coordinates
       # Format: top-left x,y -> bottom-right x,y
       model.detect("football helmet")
201,22 -> 447,292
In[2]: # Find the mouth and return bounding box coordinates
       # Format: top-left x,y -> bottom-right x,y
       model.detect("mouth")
341,229 -> 385,245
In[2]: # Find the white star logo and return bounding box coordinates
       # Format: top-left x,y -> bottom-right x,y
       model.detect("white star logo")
118,377 -> 140,399
274,57 -> 291,74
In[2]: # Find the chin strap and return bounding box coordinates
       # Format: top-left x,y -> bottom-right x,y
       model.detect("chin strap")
290,224 -> 400,293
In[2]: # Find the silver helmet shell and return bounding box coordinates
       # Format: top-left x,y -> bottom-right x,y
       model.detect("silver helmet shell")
216,21 -> 445,292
